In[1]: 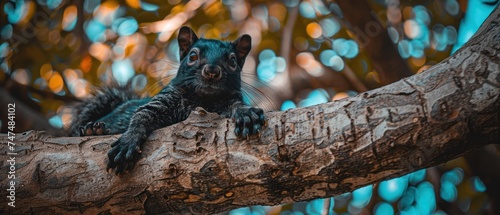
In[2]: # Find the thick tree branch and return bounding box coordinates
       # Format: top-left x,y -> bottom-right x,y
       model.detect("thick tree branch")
1,5 -> 500,215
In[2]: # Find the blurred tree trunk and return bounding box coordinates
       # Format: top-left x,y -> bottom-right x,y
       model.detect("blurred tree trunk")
1,4 -> 500,215
0,82 -> 65,136
334,0 -> 413,85
465,146 -> 500,215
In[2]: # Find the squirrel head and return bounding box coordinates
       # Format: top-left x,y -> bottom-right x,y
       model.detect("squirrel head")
174,26 -> 252,97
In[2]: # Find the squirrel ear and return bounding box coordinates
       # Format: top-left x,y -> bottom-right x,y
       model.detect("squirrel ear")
178,26 -> 199,61
233,34 -> 252,65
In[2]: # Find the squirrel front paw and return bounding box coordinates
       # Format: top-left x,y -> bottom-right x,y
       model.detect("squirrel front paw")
79,121 -> 109,136
232,106 -> 266,138
107,135 -> 142,174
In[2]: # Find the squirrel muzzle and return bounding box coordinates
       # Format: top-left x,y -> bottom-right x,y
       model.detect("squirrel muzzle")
201,64 -> 222,81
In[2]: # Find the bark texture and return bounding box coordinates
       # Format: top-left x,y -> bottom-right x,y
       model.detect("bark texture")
1,5 -> 500,215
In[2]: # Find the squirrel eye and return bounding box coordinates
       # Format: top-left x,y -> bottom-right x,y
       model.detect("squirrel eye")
188,50 -> 198,63
229,54 -> 237,69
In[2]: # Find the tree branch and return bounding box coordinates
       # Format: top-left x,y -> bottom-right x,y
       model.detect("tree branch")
1,4 -> 500,215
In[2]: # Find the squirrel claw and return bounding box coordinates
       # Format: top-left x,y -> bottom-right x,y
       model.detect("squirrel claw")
107,134 -> 142,174
135,146 -> 142,154
232,106 -> 266,138
78,121 -> 108,136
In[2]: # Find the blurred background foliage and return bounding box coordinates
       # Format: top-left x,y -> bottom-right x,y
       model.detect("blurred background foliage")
1,0 -> 499,214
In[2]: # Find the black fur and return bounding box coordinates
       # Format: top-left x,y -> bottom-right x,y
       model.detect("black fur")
69,83 -> 147,136
70,26 -> 265,174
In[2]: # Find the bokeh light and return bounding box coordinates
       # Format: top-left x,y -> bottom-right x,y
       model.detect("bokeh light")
48,115 -> 63,128
131,74 -> 147,91
319,50 -> 338,67
299,2 -> 316,19
69,79 -> 89,98
47,0 -> 63,9
62,5 -> 78,31
408,169 -> 426,185
0,42 -> 11,58
321,18 -> 340,38
333,39 -> 349,57
34,77 -> 47,89
306,22 -> 323,38
445,0 -> 460,16
49,72 -> 64,93
1,24 -> 13,39
399,206 -> 418,215
281,100 -> 296,111
12,68 -> 31,85
85,19 -> 106,42
4,1 -> 34,24
378,175 -> 409,202
89,42 -> 112,61
441,167 -> 464,186
114,17 -> 138,36
413,6 -> 430,25
374,202 -> 394,215
112,59 -> 135,85
404,19 -> 422,39
344,40 -> 359,59
299,89 -> 329,107
332,92 -> 348,101
140,1 -> 159,11
63,69 -> 79,84
296,52 -> 325,76
291,201 -> 308,214
398,40 -> 411,59
84,0 -> 101,13
330,56 -> 345,72
415,182 -> 436,214
351,185 -> 373,208
228,207 -> 251,215
440,180 -> 458,202
398,186 -> 416,210
471,176 -> 486,192
306,198 -> 330,214
410,40 -> 424,58
387,27 -> 399,43
257,49 -> 278,82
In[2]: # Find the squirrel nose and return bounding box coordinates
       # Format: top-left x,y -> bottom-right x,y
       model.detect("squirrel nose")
201,65 -> 222,80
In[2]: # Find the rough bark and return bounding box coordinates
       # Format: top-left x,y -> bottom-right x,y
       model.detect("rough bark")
1,5 -> 500,215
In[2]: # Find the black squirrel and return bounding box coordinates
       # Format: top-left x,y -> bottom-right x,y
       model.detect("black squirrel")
70,26 -> 266,174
